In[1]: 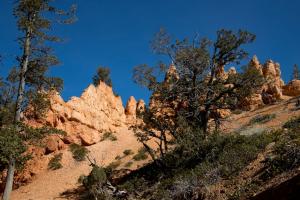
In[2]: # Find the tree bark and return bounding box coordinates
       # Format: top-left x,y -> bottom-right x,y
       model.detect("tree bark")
2,27 -> 31,200
2,158 -> 15,200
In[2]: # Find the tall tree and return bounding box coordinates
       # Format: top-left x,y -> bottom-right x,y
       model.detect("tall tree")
133,29 -> 265,167
2,1 -> 76,199
93,66 -> 113,87
292,64 -> 300,80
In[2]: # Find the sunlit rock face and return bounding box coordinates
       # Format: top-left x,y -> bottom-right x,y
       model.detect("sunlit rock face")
283,79 -> 300,96
30,81 -> 127,145
238,56 -> 286,110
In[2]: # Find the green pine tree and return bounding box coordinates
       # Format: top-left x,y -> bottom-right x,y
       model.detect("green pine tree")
292,64 -> 300,80
1,1 -> 76,199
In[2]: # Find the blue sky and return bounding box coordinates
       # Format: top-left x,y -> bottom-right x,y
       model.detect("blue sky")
1,0 -> 299,105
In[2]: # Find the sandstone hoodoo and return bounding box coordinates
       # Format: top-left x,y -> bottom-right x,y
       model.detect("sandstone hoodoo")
27,81 -> 135,146
238,56 -> 286,110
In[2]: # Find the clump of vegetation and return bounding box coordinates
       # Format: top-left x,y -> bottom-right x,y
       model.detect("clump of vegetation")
118,132 -> 279,199
115,155 -> 122,160
249,114 -> 276,125
48,153 -> 63,170
123,149 -> 134,156
100,132 -> 117,142
283,116 -> 300,130
232,109 -> 243,115
124,161 -> 133,168
133,148 -> 148,161
107,160 -> 121,170
93,66 -> 112,87
261,118 -> 300,180
78,164 -> 111,200
69,143 -> 89,161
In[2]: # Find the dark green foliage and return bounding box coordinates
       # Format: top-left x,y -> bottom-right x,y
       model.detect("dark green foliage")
79,165 -> 111,200
132,147 -> 148,161
261,118 -> 300,180
69,143 -> 89,161
0,125 -> 29,171
123,149 -> 134,156
118,131 -> 278,199
107,160 -> 121,170
115,155 -> 122,160
124,161 -> 133,168
132,29 -> 265,172
249,114 -> 276,125
232,109 -> 243,115
0,123 -> 65,171
292,64 -> 300,80
133,28 -> 264,135
93,66 -> 112,87
283,116 -> 300,131
100,132 -> 117,141
25,91 -> 50,119
48,153 -> 63,170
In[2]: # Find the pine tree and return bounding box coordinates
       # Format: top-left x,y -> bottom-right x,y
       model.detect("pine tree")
292,64 -> 300,80
133,29 -> 265,165
93,66 -> 113,87
2,1 -> 76,199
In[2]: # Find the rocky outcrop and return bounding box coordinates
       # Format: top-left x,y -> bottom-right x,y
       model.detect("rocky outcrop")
27,81 -> 129,146
239,56 -> 285,110
262,59 -> 284,99
282,80 -> 300,96
125,96 -> 137,124
136,100 -> 146,114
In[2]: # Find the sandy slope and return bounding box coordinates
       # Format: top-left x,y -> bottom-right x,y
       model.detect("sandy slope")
11,127 -> 144,200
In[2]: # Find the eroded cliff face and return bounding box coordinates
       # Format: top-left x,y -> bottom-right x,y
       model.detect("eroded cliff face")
26,81 -> 143,146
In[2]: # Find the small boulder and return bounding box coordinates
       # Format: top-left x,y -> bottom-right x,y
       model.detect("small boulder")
45,135 -> 65,154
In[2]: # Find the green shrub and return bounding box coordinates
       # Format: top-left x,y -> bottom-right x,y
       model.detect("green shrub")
115,155 -> 122,160
283,116 -> 300,131
123,149 -> 134,156
124,161 -> 133,168
232,109 -> 243,115
261,129 -> 300,180
100,132 -> 117,141
79,165 -> 111,200
48,153 -> 63,170
133,147 -> 148,161
107,160 -> 121,170
249,114 -> 276,125
69,143 -> 89,161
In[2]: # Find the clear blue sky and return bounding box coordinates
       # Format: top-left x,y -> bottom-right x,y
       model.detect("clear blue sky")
1,0 -> 299,105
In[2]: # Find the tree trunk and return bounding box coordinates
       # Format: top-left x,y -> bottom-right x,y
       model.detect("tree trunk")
200,110 -> 209,133
2,28 -> 31,200
2,158 -> 15,200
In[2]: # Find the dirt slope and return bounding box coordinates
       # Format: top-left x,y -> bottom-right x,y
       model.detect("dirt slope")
11,127 -> 145,200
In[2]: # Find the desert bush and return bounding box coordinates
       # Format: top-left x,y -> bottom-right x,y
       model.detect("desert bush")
124,161 -> 133,168
123,149 -> 134,156
249,114 -> 276,125
232,109 -> 243,115
115,155 -> 122,160
107,160 -> 121,170
261,127 -> 300,180
100,132 -> 117,141
69,143 -> 89,161
133,147 -> 148,161
79,164 -> 112,200
283,116 -> 300,131
116,131 -> 279,199
48,153 -> 63,170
